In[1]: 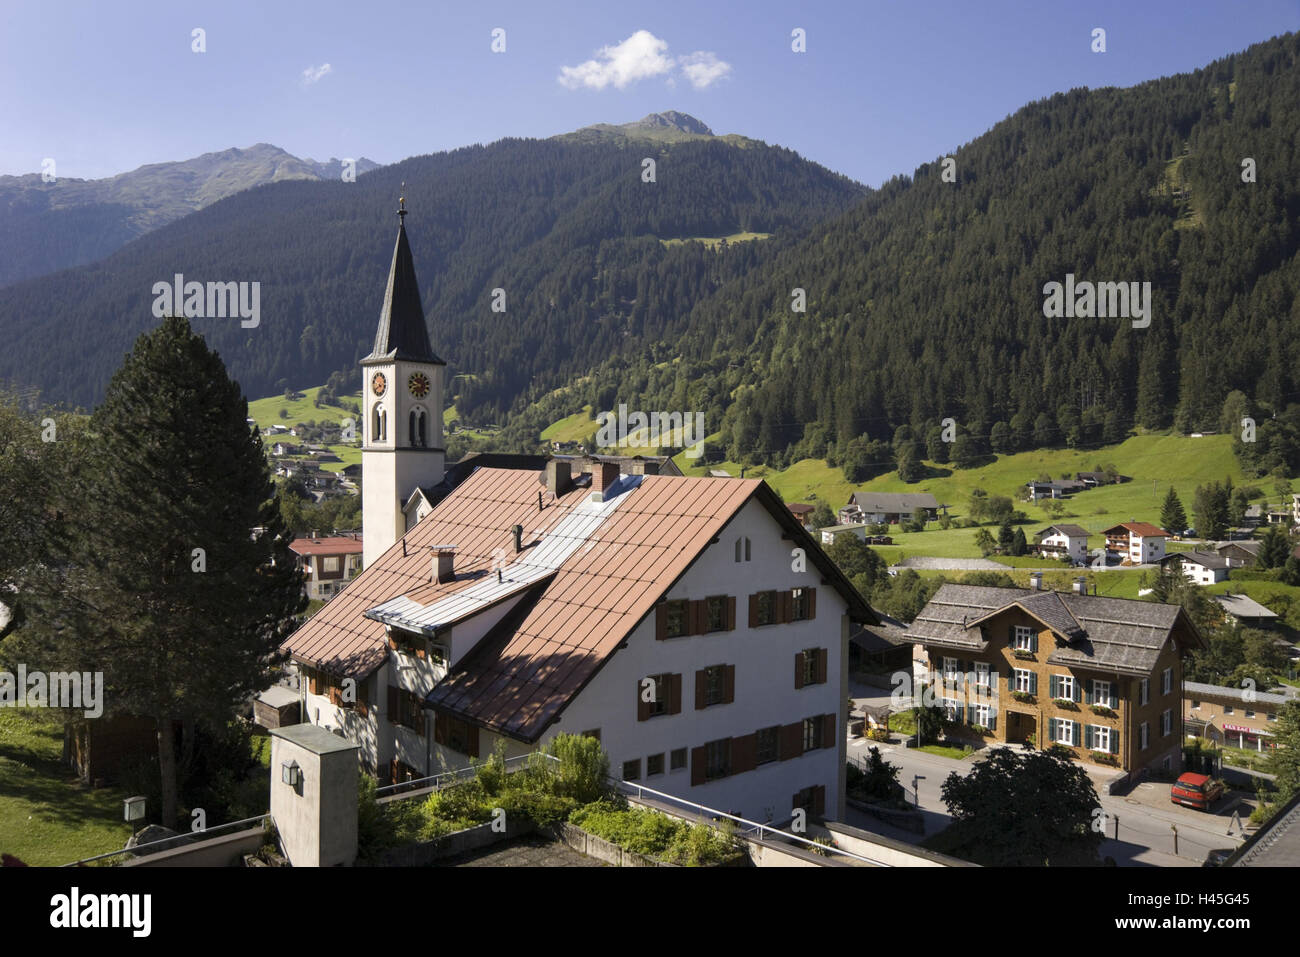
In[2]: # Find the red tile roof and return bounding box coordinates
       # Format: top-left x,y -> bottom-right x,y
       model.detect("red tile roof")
284,466 -> 877,740
289,536 -> 364,557
1104,522 -> 1168,538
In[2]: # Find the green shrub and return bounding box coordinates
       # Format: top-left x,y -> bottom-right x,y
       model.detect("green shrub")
475,742 -> 508,796
546,733 -> 610,804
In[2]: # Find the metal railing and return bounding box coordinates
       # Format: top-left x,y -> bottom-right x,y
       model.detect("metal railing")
376,752 -> 559,800
612,778 -> 890,867
63,813 -> 273,867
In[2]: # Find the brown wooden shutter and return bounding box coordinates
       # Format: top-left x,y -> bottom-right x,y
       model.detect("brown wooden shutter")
817,648 -> 828,685
814,785 -> 826,817
690,600 -> 705,636
655,603 -> 668,640
822,713 -> 838,748
794,651 -> 806,689
387,635 -> 398,650
726,596 -> 736,630
781,722 -> 804,760
691,745 -> 707,786
807,588 -> 817,620
731,733 -> 757,774
669,673 -> 682,715
387,685 -> 399,724
723,664 -> 735,704
784,590 -> 796,623
309,672 -> 320,695
748,593 -> 759,627
467,724 -> 480,759
389,758 -> 399,785
328,683 -> 341,706
637,678 -> 650,721
694,670 -> 707,710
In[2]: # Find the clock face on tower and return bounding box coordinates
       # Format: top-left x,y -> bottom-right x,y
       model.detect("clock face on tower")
407,372 -> 431,399
371,372 -> 387,397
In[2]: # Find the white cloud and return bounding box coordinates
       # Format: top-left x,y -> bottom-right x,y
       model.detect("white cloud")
678,51 -> 731,89
300,63 -> 332,87
558,30 -> 676,90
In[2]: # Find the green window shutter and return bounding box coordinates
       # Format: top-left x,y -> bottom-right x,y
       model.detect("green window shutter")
1006,669 -> 1014,691
1085,680 -> 1094,705
1073,721 -> 1081,745
1111,729 -> 1120,754
1030,632 -> 1038,653
1085,725 -> 1094,750
1048,718 -> 1057,741
988,709 -> 997,731
1049,675 -> 1058,699
1109,685 -> 1118,709
1074,680 -> 1083,703
957,702 -> 965,723
1029,672 -> 1038,696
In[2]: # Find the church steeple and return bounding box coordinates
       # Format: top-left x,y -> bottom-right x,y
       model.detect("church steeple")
368,189 -> 443,364
360,190 -> 447,569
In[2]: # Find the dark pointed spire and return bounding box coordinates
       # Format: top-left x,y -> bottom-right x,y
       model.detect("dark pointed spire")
368,188 -> 443,363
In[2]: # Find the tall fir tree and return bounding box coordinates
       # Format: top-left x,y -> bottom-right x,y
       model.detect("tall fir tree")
32,316 -> 304,825
1159,487 -> 1188,534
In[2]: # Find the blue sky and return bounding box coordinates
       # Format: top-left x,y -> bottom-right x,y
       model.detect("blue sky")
2,0 -> 1297,186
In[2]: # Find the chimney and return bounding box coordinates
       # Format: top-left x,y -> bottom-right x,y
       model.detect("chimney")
430,546 -> 457,584
591,461 -> 621,502
511,524 -> 523,553
1029,572 -> 1043,591
1072,576 -> 1088,595
545,460 -> 572,499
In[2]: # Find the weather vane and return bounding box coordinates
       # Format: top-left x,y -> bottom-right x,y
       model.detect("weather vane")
398,181 -> 407,221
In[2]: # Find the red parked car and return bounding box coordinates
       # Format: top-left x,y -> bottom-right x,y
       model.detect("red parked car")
1171,772 -> 1223,811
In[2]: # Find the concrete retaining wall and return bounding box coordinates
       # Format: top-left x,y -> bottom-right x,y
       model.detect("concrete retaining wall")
846,796 -> 925,833
121,827 -> 266,868
551,822 -> 673,867
376,816 -> 536,866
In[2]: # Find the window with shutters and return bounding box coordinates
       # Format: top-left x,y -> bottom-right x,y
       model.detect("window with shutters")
623,759 -> 641,781
792,587 -> 811,621
1139,678 -> 1150,706
973,662 -> 991,688
644,673 -> 670,717
442,714 -> 475,755
971,702 -> 993,727
1092,679 -> 1111,707
801,649 -> 822,687
646,753 -> 664,777
1139,722 -> 1149,750
1012,625 -> 1035,651
706,596 -> 727,632
1093,725 -> 1113,753
664,600 -> 688,638
755,590 -> 777,626
391,687 -> 426,734
670,747 -> 687,771
705,738 -> 731,781
1161,709 -> 1172,736
802,717 -> 823,751
703,665 -> 725,707
1055,674 -> 1076,701
756,726 -> 780,765
942,657 -> 960,681
1052,718 -> 1077,746
942,697 -> 959,722
1162,667 -> 1172,695
1014,668 -> 1033,693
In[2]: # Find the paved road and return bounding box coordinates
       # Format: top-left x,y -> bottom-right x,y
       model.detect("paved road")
845,732 -> 1247,866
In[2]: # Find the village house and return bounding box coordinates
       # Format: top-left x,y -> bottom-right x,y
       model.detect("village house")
786,503 -> 815,530
840,491 -> 939,525
1027,478 -> 1087,501
290,535 -> 364,601
279,201 -> 879,824
908,580 -> 1205,776
1103,521 -> 1169,564
1158,549 -> 1231,585
1036,524 -> 1091,564
1184,681 -> 1287,752
1216,540 -> 1261,568
1212,592 -> 1279,626
821,523 -> 868,546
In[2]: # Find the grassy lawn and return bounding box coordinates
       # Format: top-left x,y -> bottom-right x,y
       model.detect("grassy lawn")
247,386 -> 364,475
540,406 -> 597,444
0,710 -> 135,866
659,231 -> 771,248
919,744 -> 975,760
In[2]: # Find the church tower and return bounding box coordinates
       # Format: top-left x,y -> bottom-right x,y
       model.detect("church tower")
361,195 -> 445,568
